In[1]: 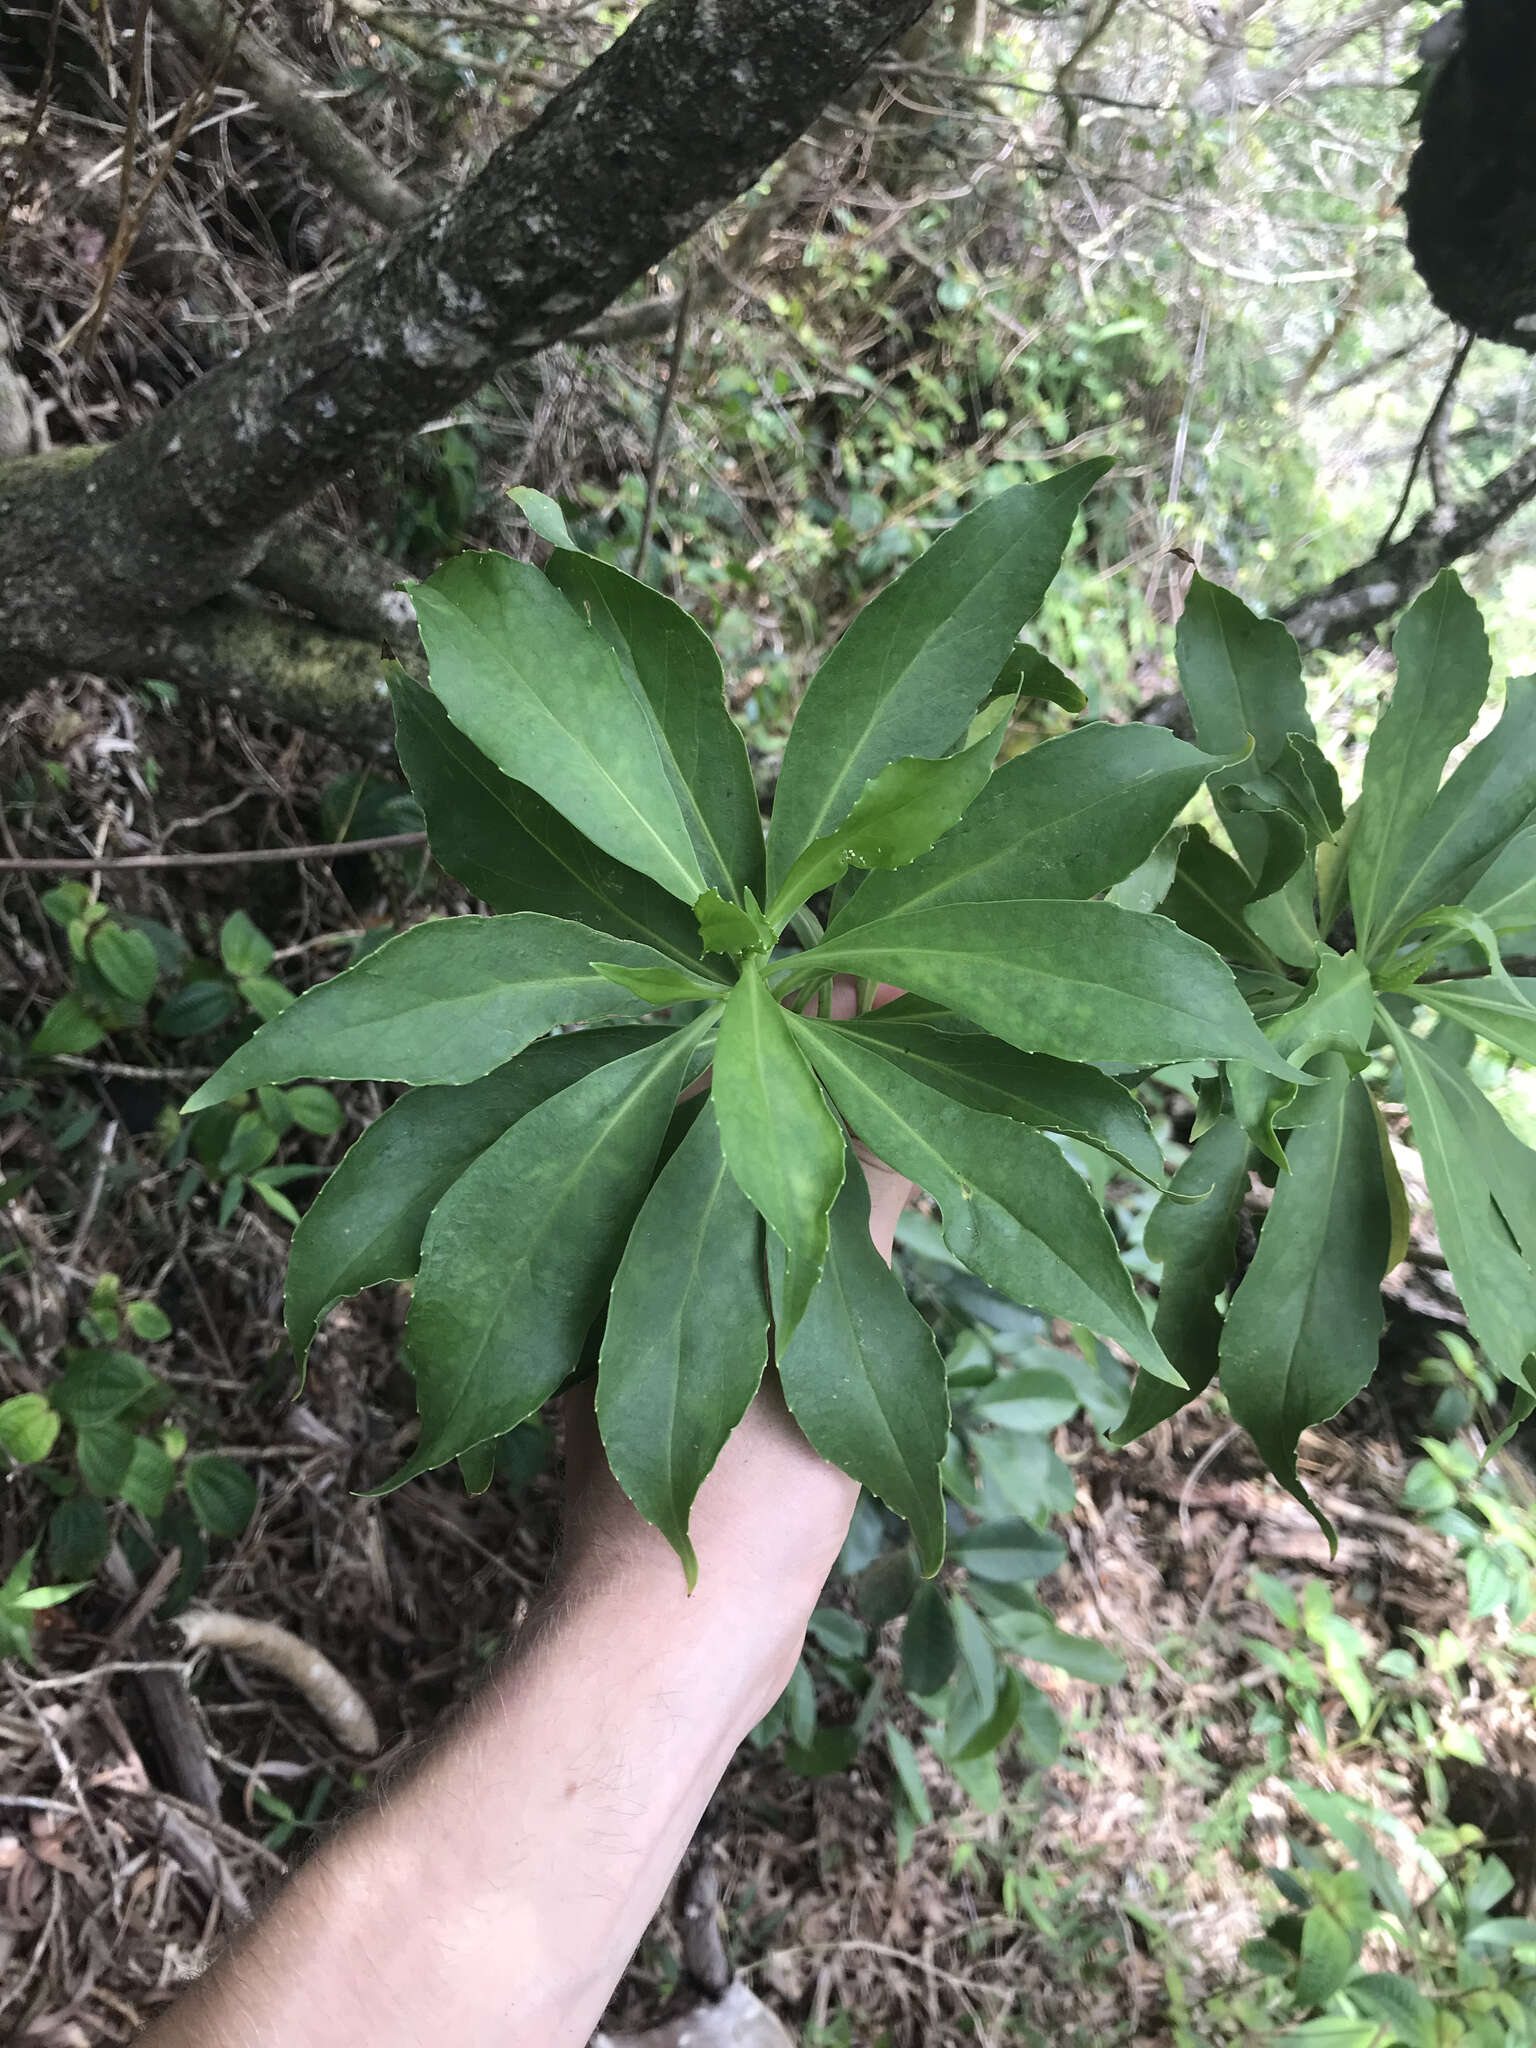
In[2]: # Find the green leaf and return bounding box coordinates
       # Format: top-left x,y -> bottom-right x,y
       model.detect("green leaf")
999,1613 -> 1126,1684
1383,1017 -> 1536,1391
1176,572 -> 1314,778
0,1393 -> 61,1465
124,1299 -> 173,1343
996,643 -> 1086,713
967,1367 -> 1080,1432
388,1021 -> 709,1487
766,460 -> 1109,894
597,1103 -> 770,1585
1219,1058 -> 1392,1530
90,923 -> 160,1004
391,674 -> 702,965
763,695 -> 1013,928
48,1496 -> 111,1581
1161,826 -> 1280,970
828,1010 -> 1165,1186
695,888 -> 775,960
975,1430 -> 1076,1521
1416,977 -> 1536,1063
239,974 -> 294,1022
952,1664 -> 1023,1761
884,1724 -> 933,1827
807,899 -> 1304,1080
285,1027 -> 669,1361
1115,1116 -> 1252,1442
1370,677 -> 1536,953
76,1420 -> 135,1498
508,483 -> 576,550
775,1162 -> 949,1573
31,993 -> 107,1058
1296,1902 -> 1359,2009
1349,570 -> 1491,956
902,1580 -> 959,1693
458,1442 -> 497,1497
713,958 -> 845,1347
590,960 -> 729,1005
51,1349 -> 160,1427
795,1019 -> 1178,1382
183,914 -> 675,1110
545,547 -> 765,899
951,1519 -> 1066,1583
411,550 -> 705,902
184,1455 -> 258,1538
157,980 -> 237,1039
120,1436 -> 176,1519
823,722 -> 1221,933
1107,826 -> 1185,915
1464,817 -> 1536,934
219,910 -> 275,979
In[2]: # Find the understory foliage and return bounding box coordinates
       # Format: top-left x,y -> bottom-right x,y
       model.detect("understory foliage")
167,462 -> 1536,1600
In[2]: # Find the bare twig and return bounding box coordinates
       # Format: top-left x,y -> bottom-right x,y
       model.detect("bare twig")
1376,332 -> 1475,553
0,830 -> 427,873
633,277 -> 695,578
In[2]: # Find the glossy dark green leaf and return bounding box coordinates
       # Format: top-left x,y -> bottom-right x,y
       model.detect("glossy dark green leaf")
184,1455 -> 258,1538
597,1103 -> 769,1585
794,1019 -> 1177,1382
808,900 -> 1304,1080
1114,1116 -> 1252,1442
1176,572 -> 1314,775
184,915 -> 671,1109
412,551 -> 705,901
391,675 -> 702,964
545,548 -> 764,899
767,461 -> 1109,894
826,1011 -> 1165,1186
764,695 -> 1013,927
996,643 -> 1086,713
901,1580 -> 959,1693
1383,1016 -> 1536,1390
388,1020 -> 709,1487
1349,570 -> 1491,956
1370,677 -> 1536,951
1219,1057 -> 1391,1528
775,1163 -> 949,1573
713,959 -> 845,1347
824,723 -> 1221,933
1415,977 -> 1536,1063
285,1027 -> 670,1362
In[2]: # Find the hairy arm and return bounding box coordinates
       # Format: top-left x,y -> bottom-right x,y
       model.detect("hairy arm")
140,1153 -> 910,2048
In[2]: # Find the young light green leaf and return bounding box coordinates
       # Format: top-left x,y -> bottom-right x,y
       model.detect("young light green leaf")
1349,570 -> 1491,955
508,483 -> 577,550
793,1018 -> 1178,1383
285,1027 -> 671,1362
766,460 -> 1109,894
1219,1057 -> 1392,1532
829,1009 -> 1165,1186
1368,676 -> 1536,953
91,923 -> 160,1004
1114,1116 -> 1253,1443
1415,977 -> 1536,1063
712,958 -> 846,1347
1383,1015 -> 1536,1391
597,1103 -> 770,1586
590,960 -> 729,1005
807,899 -> 1306,1080
774,1161 -> 949,1574
183,914 -> 676,1109
412,550 -> 705,901
387,1021 -> 709,1489
0,1393 -> 62,1466
694,887 -> 776,960
1107,827 -> 1185,915
391,673 -> 703,965
545,548 -> 765,901
824,723 -> 1221,934
763,695 -> 1013,929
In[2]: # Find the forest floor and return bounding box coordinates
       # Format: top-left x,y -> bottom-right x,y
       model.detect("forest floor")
4,679 -> 1534,2048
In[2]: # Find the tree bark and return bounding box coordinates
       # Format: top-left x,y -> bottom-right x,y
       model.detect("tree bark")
0,0 -> 931,711
1279,441 -> 1536,650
